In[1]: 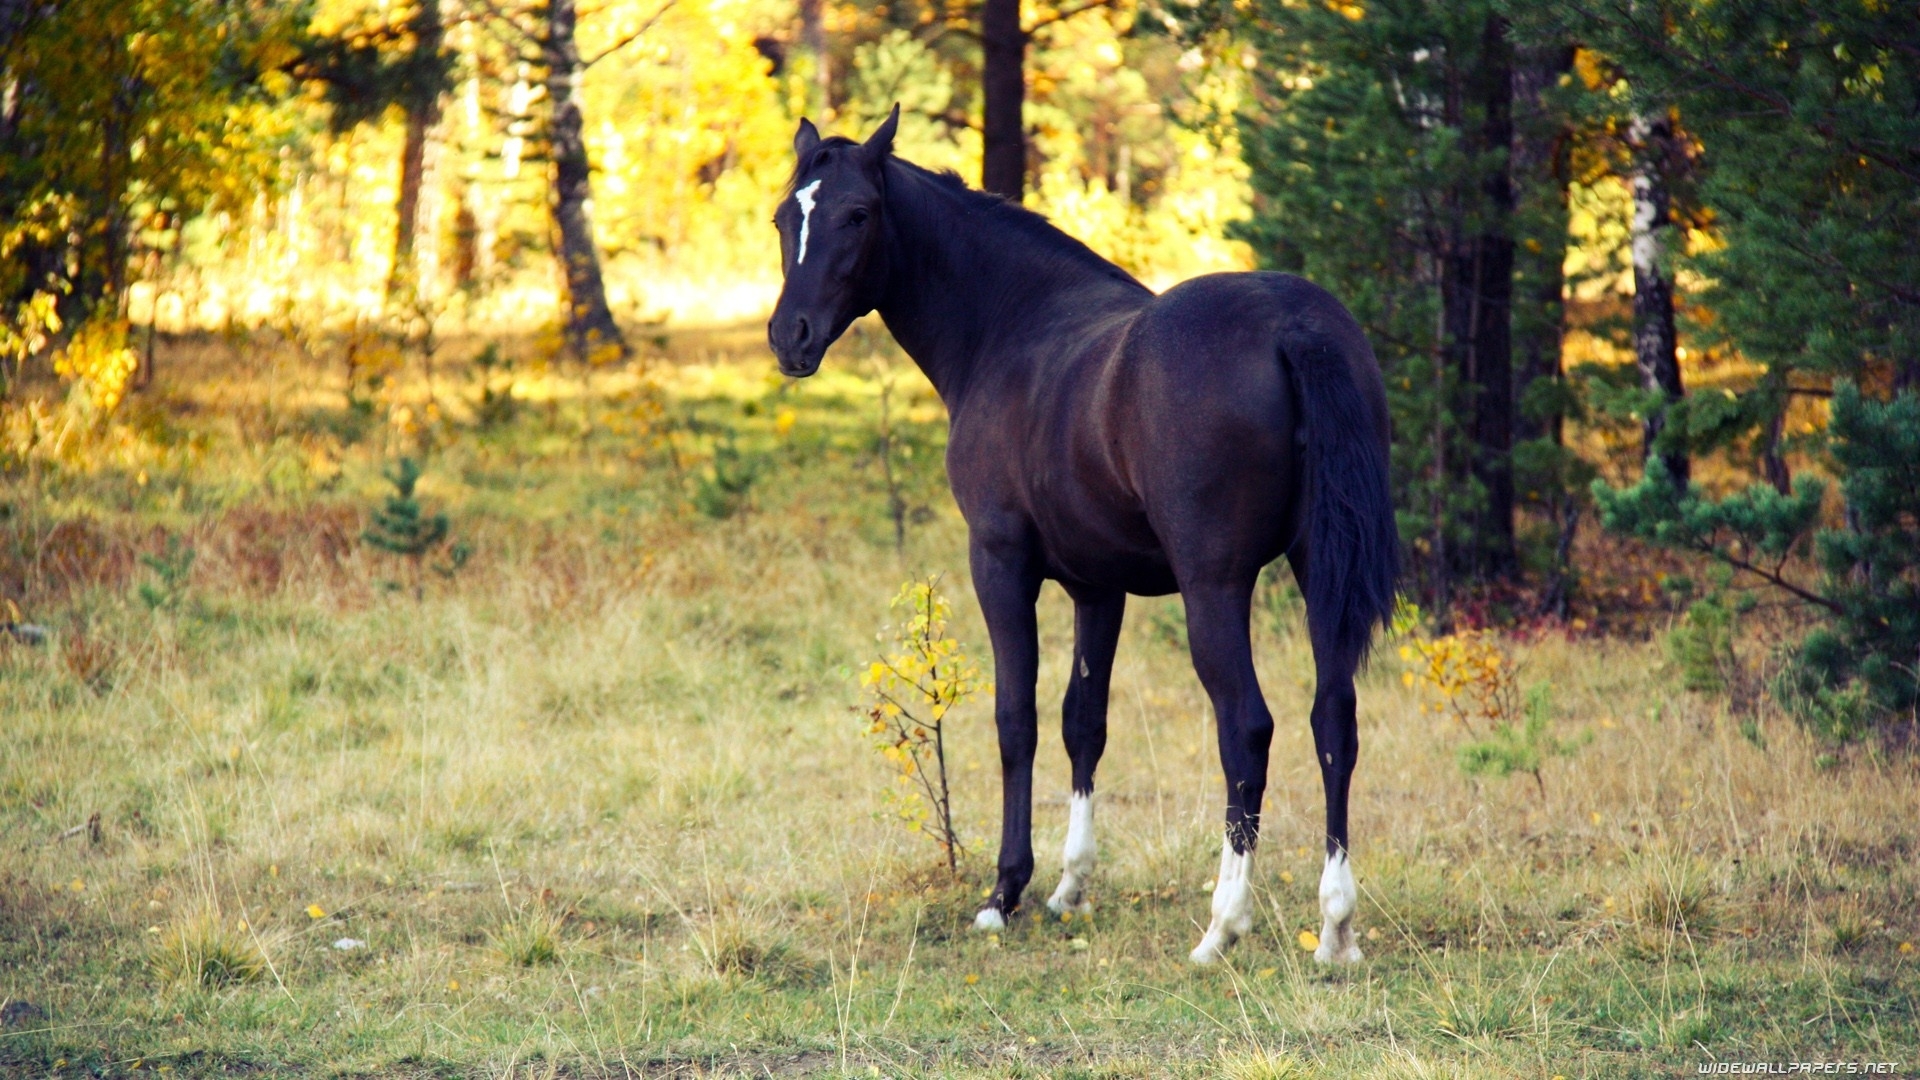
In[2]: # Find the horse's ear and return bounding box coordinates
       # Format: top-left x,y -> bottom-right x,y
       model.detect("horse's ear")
862,104 -> 900,163
794,118 -> 821,159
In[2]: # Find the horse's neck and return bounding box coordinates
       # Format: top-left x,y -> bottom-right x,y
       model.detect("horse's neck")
876,168 -> 1145,406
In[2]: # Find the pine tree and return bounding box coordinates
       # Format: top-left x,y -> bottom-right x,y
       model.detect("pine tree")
363,458 -> 456,600
1551,0 -> 1920,736
1197,0 -> 1582,604
1597,383 -> 1918,737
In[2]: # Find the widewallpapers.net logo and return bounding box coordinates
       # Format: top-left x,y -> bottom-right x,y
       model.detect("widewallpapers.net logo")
1696,1064 -> 1902,1075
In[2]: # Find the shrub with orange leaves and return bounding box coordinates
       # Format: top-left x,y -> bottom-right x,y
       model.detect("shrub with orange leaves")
859,576 -> 986,874
1399,629 -> 1520,735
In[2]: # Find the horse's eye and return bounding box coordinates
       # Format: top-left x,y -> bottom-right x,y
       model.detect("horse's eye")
848,208 -> 869,227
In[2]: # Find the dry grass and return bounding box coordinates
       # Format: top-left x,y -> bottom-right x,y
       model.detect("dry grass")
148,913 -> 271,989
0,328 -> 1915,1076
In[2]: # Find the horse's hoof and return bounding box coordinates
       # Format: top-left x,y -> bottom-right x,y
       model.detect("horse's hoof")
1313,922 -> 1363,966
1044,895 -> 1091,917
1189,929 -> 1235,965
1044,882 -> 1091,917
1313,936 -> 1363,966
972,907 -> 1006,931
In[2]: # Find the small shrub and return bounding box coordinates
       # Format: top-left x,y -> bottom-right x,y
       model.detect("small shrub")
859,576 -> 985,874
52,316 -> 140,416
470,344 -> 517,429
1400,628 -> 1520,735
1665,571 -> 1760,704
149,914 -> 267,988
60,629 -> 115,693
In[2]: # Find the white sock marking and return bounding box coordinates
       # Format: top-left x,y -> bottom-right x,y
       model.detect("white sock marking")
1314,849 -> 1363,965
972,907 -> 1005,931
793,180 -> 822,265
1046,793 -> 1096,915
1190,838 -> 1255,964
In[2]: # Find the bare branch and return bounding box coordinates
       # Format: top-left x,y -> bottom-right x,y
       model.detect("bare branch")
1687,534 -> 1844,615
584,0 -> 677,69
466,0 -> 544,50
1023,0 -> 1116,35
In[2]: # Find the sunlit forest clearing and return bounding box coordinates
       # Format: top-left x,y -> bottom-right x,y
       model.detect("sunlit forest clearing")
2,0 -> 1917,1075
0,327 -> 1911,1078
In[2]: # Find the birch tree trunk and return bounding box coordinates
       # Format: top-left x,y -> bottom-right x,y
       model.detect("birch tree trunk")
1628,107 -> 1687,487
544,0 -> 625,358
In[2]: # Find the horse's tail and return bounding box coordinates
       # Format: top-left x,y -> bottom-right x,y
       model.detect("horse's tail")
1281,326 -> 1400,671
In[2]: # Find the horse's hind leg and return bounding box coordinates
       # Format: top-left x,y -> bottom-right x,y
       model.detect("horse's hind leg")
1180,581 -> 1274,964
1291,547 -> 1364,965
1046,588 -> 1125,916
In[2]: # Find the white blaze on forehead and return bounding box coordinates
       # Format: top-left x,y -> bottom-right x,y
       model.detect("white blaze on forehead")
793,180 -> 823,265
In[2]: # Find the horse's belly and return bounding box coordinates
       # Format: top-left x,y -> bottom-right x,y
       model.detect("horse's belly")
1034,511 -> 1178,596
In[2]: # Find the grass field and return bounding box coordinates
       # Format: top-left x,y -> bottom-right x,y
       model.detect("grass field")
2,326 -> 1917,1078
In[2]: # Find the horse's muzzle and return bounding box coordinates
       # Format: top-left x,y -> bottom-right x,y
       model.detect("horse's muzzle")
768,312 -> 826,377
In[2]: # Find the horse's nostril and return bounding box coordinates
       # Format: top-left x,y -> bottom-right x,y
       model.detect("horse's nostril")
794,317 -> 812,347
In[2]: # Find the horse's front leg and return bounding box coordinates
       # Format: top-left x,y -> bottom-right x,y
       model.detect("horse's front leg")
969,536 -> 1042,930
1046,587 -> 1125,916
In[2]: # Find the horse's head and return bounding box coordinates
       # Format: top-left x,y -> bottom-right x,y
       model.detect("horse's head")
767,105 -> 898,378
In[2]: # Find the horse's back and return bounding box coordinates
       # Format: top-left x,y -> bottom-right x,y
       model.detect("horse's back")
1105,271 -> 1380,581
953,269 -> 1380,594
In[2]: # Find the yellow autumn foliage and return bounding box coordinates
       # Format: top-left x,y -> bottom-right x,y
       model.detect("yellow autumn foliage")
859,576 -> 986,869
52,318 -> 141,415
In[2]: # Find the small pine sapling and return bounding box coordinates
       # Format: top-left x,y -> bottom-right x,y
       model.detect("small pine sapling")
138,535 -> 196,611
858,577 -> 986,874
1456,684 -> 1591,796
363,458 -> 468,599
690,425 -> 760,520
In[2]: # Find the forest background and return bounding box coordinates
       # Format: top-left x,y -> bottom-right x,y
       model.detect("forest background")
0,0 -> 1917,1075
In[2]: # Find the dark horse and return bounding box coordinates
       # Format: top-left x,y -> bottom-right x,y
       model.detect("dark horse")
768,108 -> 1398,963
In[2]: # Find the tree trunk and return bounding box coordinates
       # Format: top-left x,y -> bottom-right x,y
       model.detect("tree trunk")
1510,43 -> 1573,450
389,0 -> 446,302
544,0 -> 625,358
798,0 -> 829,113
1471,14 -> 1515,577
1760,403 -> 1791,494
1628,108 -> 1687,487
980,0 -> 1025,199
1442,13 -> 1515,579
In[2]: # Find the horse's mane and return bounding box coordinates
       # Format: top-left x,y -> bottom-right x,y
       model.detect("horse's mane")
784,136 -> 1139,289
886,156 -> 1138,286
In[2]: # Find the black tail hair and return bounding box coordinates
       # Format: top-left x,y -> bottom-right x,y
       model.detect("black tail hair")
1283,331 -> 1401,672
